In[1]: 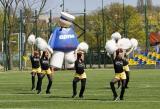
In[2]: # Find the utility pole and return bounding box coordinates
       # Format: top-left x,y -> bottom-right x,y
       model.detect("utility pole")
102,0 -> 105,47
35,10 -> 38,38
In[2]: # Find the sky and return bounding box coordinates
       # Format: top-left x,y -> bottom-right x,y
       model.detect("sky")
43,0 -> 160,16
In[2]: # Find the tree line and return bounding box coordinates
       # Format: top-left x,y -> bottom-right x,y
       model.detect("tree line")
0,1 -> 160,69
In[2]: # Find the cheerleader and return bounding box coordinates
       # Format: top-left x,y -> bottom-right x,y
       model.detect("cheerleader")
72,51 -> 86,98
30,51 -> 41,90
117,47 -> 134,89
36,51 -> 52,94
110,49 -> 127,101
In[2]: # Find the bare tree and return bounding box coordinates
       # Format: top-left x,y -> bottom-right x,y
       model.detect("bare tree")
0,0 -> 48,70
20,0 -> 49,56
137,0 -> 153,13
0,0 -> 20,70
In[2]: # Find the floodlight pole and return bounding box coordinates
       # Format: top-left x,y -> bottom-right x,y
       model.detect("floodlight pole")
48,10 -> 52,39
19,10 -> 23,70
84,0 -> 86,42
3,6 -> 8,71
62,0 -> 64,11
102,0 -> 105,47
144,0 -> 149,51
123,0 -> 127,37
102,0 -> 106,68
35,10 -> 38,38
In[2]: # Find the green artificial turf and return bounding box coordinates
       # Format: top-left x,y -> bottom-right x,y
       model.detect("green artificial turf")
0,69 -> 160,109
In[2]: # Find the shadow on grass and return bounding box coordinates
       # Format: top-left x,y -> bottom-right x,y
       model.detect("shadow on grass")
82,98 -> 112,101
15,92 -> 35,94
48,95 -> 71,98
104,86 -> 111,89
44,95 -> 112,101
87,87 -> 111,90
12,88 -> 36,94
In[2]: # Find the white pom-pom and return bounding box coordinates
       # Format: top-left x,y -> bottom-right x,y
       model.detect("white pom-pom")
28,34 -> 36,45
130,38 -> 138,48
65,51 -> 76,64
77,42 -> 89,53
35,37 -> 48,51
105,39 -> 118,54
117,38 -> 132,50
111,32 -> 122,41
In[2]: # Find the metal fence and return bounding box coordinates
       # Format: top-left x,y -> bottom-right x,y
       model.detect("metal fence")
1,0 -> 160,71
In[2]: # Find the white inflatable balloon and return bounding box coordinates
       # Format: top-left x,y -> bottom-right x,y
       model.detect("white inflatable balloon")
28,34 -> 36,45
65,62 -> 75,69
105,39 -> 118,54
77,42 -> 89,53
65,51 -> 76,64
117,38 -> 132,50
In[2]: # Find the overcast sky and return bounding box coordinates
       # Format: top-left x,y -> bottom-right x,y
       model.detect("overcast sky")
43,0 -> 160,16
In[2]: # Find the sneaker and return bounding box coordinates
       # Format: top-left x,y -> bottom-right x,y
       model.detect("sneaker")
113,96 -> 119,101
120,97 -> 124,100
46,91 -> 51,94
37,90 -> 41,94
72,94 -> 76,98
31,86 -> 35,91
79,95 -> 84,98
125,86 -> 129,89
36,87 -> 38,90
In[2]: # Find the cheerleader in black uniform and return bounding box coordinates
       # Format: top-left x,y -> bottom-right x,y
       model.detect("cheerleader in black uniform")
110,49 -> 127,101
117,47 -> 134,89
36,51 -> 52,94
30,51 -> 41,90
72,52 -> 86,98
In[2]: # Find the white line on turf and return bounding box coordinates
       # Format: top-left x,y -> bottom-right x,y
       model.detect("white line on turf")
0,100 -> 160,103
0,93 -> 109,96
0,108 -> 42,109
0,83 -> 25,84
1,82 -> 160,84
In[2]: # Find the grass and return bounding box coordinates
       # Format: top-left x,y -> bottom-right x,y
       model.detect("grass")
0,69 -> 160,109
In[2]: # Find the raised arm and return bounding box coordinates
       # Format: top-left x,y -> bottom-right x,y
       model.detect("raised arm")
31,45 -> 34,56
126,46 -> 135,56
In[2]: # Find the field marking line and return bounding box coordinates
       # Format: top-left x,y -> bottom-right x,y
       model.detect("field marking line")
0,92 -> 111,96
0,99 -> 160,103
0,108 -> 43,109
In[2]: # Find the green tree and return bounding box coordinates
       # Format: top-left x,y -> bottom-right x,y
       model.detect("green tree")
75,3 -> 145,49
